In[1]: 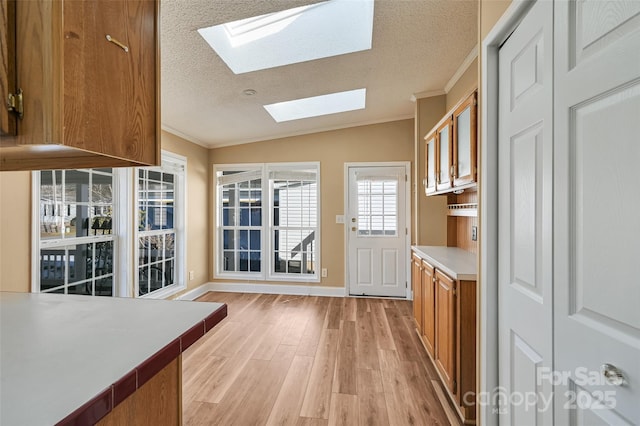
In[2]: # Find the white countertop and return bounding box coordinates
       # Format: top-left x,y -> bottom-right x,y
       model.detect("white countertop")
412,246 -> 477,280
0,292 -> 224,426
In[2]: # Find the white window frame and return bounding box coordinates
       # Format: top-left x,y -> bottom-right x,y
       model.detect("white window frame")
214,162 -> 321,283
31,168 -> 127,296
135,151 -> 187,299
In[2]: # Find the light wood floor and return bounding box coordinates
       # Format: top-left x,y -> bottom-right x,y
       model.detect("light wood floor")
183,292 -> 458,426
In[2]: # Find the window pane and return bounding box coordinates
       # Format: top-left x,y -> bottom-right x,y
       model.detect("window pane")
249,230 -> 261,250
223,230 -> 236,250
94,241 -> 113,277
67,244 -> 90,284
91,171 -> 113,204
40,249 -> 66,291
249,252 -> 261,272
223,251 -> 236,271
95,277 -> 114,296
239,251 -> 249,271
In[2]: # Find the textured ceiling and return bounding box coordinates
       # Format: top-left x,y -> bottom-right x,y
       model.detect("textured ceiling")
161,0 -> 478,148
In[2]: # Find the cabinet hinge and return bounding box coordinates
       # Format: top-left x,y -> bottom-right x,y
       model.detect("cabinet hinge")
6,89 -> 24,119
405,228 -> 408,235
405,174 -> 408,182
453,380 -> 457,393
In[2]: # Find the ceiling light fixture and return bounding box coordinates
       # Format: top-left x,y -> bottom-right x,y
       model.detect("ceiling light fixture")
242,89 -> 257,96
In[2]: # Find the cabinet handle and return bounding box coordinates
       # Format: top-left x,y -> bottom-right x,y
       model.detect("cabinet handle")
106,35 -> 129,53
451,165 -> 456,178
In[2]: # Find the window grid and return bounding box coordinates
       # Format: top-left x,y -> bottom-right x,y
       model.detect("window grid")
220,177 -> 262,273
39,169 -> 115,296
357,178 -> 398,236
137,169 -> 177,296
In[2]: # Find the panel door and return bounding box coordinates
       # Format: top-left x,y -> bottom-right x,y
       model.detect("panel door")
498,1 -> 554,424
347,165 -> 408,297
435,269 -> 456,393
421,260 -> 436,357
453,91 -> 477,186
412,254 -> 423,333
554,1 -> 640,424
436,119 -> 453,191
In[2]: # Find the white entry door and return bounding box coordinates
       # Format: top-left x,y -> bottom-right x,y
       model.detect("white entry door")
553,1 -> 640,424
498,1 -> 554,424
347,165 -> 408,297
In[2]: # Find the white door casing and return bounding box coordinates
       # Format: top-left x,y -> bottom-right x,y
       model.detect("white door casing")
347,164 -> 408,297
553,1 -> 640,424
498,1 -> 554,424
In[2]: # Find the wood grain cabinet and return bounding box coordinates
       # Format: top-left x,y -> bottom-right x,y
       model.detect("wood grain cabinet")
0,0 -> 160,171
411,254 -> 423,334
423,89 -> 477,196
452,91 -> 477,186
411,251 -> 477,424
420,259 -> 435,357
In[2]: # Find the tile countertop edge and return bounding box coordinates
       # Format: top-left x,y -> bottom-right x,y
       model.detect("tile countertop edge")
411,245 -> 477,280
55,303 -> 228,426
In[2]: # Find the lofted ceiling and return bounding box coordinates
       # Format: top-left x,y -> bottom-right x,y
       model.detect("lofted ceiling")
160,0 -> 478,148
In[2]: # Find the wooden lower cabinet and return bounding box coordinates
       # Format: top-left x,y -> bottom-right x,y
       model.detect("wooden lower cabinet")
435,270 -> 456,393
421,260 -> 436,357
411,254 -> 423,334
97,356 -> 181,426
411,252 -> 477,425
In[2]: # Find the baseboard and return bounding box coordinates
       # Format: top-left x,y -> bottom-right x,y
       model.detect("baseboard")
199,282 -> 346,297
175,283 -> 215,301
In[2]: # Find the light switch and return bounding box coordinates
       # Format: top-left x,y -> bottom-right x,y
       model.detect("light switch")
336,215 -> 345,224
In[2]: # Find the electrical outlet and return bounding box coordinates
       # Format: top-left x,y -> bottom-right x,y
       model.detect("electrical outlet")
189,271 -> 195,280
472,226 -> 478,241
321,268 -> 328,278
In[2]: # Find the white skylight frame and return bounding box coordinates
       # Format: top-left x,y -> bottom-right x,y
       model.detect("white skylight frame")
197,0 -> 375,74
264,88 -> 367,122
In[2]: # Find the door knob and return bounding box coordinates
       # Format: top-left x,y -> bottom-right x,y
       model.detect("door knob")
351,227 -> 357,232
601,363 -> 625,386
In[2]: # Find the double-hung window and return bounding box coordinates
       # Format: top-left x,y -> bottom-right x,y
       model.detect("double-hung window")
35,168 -> 117,296
136,153 -> 186,298
215,163 -> 320,282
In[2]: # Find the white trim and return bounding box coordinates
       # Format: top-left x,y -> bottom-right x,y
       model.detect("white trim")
444,45 -> 479,94
115,168 -> 132,297
200,282 -> 346,297
343,162 -> 412,299
207,114 -> 415,149
410,90 -> 447,102
479,2 -> 534,426
174,283 -> 214,301
31,172 -> 41,293
161,125 -> 209,148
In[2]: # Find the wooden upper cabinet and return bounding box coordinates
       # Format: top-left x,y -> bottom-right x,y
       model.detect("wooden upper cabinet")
0,0 -> 160,171
424,133 -> 437,194
423,89 -> 478,196
452,91 -> 477,186
434,269 -> 456,394
0,0 -> 17,136
436,118 -> 453,191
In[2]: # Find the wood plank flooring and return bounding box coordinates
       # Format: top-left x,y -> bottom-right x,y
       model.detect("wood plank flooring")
183,292 -> 458,426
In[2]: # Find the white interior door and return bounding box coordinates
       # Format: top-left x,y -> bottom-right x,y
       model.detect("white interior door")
498,1 -> 554,424
554,1 -> 640,424
347,165 -> 408,297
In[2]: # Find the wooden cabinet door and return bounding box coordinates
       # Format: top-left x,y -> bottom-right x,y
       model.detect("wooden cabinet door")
0,0 -> 17,136
424,133 -> 437,194
411,254 -> 423,333
436,118 -> 453,191
63,0 -> 158,164
435,269 -> 456,393
453,91 -> 477,186
421,260 -> 435,357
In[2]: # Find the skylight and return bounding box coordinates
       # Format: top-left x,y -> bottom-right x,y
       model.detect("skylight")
264,89 -> 366,122
197,0 -> 374,74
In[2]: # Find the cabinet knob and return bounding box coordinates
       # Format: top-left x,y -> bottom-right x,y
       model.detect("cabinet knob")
601,363 -> 625,386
